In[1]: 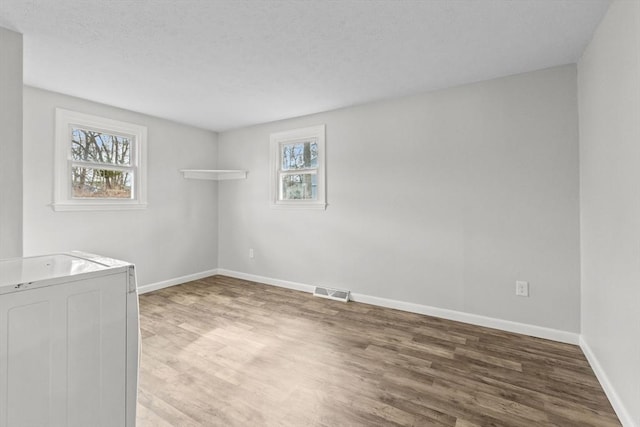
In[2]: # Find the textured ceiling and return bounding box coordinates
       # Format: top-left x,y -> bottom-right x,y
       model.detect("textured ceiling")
0,0 -> 610,131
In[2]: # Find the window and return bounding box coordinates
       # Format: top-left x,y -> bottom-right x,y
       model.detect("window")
54,108 -> 147,211
270,125 -> 326,209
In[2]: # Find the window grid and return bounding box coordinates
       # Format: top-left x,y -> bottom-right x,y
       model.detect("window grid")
270,125 -> 326,210
53,108 -> 147,211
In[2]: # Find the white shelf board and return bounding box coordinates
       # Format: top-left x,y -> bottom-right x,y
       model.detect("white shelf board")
180,169 -> 247,180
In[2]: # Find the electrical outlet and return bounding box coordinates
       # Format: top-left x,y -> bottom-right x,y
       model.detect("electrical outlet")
516,281 -> 529,297
249,248 -> 254,259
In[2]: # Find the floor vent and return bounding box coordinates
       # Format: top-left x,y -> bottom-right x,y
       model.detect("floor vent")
313,286 -> 350,302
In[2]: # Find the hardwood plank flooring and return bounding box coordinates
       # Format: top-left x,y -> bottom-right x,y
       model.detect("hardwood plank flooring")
136,276 -> 620,426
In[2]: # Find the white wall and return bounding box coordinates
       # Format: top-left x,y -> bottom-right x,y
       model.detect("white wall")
22,86 -> 220,286
0,27 -> 23,258
218,65 -> 581,333
578,1 -> 640,425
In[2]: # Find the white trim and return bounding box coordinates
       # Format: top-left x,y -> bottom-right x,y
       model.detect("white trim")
580,336 -> 637,427
216,269 -> 579,345
136,268 -> 631,423
51,202 -> 148,211
269,202 -> 327,210
53,108 -> 148,211
350,292 -> 580,344
137,269 -> 219,294
270,125 -> 327,210
139,268 -> 579,344
216,269 -> 315,293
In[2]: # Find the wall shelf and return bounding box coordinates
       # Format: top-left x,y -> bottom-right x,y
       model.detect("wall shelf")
180,169 -> 247,180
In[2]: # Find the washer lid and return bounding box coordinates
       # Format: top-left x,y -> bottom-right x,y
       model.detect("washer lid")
0,253 -> 111,289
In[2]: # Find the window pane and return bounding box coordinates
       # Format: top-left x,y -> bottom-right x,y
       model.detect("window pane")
71,167 -> 132,199
280,173 -> 317,200
281,139 -> 318,171
71,127 -> 132,165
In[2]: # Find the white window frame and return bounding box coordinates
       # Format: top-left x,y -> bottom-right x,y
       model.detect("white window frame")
53,108 -> 148,211
270,125 -> 326,210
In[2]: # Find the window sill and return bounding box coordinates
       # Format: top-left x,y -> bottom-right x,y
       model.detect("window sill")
51,202 -> 148,212
271,201 -> 327,210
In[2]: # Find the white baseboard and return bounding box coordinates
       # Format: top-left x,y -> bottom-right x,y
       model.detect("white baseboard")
350,292 -> 580,345
137,268 -> 219,294
138,268 -> 631,424
580,337 -> 637,427
216,269 -> 316,293
216,269 -> 579,345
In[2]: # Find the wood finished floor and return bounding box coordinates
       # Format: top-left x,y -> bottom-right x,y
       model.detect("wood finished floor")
136,276 -> 620,427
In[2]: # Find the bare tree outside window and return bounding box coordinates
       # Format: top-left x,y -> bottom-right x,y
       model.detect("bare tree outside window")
54,108 -> 147,211
280,139 -> 318,200
71,128 -> 133,199
270,125 -> 326,209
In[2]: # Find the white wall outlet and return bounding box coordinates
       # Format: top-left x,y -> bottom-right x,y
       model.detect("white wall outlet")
249,248 -> 254,259
516,280 -> 529,297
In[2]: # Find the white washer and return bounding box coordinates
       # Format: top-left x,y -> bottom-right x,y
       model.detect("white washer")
0,251 -> 139,427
